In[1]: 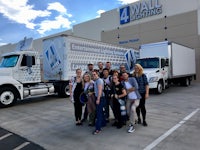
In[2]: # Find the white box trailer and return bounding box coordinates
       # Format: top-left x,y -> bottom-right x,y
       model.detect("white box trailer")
170,43 -> 196,78
137,41 -> 196,94
43,34 -> 130,81
0,34 -> 134,107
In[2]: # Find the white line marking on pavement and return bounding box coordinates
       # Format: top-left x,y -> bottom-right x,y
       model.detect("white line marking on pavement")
144,108 -> 200,150
13,142 -> 30,150
0,133 -> 13,140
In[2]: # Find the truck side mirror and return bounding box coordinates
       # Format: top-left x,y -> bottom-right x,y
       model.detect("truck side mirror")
165,59 -> 169,66
26,56 -> 32,67
161,59 -> 166,68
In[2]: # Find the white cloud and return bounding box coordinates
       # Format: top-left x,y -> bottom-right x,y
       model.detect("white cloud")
118,0 -> 139,4
47,2 -> 72,17
96,9 -> 105,18
37,15 -> 72,34
0,38 -> 7,46
0,0 -> 73,34
0,42 -> 7,46
0,0 -> 50,29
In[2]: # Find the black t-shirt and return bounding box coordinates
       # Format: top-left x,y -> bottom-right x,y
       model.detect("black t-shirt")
74,82 -> 83,100
112,83 -> 126,100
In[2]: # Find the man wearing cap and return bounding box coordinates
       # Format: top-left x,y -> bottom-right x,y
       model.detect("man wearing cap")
85,63 -> 94,79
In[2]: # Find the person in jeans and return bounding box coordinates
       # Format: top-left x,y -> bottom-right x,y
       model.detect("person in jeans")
133,64 -> 149,126
92,70 -> 106,135
122,72 -> 141,133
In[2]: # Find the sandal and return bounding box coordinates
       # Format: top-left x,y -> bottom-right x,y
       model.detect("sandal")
93,130 -> 101,135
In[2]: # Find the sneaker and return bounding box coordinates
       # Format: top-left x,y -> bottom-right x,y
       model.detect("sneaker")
93,130 -> 101,135
128,125 -> 135,133
143,121 -> 148,126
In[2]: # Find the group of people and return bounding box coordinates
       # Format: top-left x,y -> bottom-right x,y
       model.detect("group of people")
69,62 -> 149,135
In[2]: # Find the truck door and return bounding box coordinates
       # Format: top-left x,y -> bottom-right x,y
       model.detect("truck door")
18,54 -> 41,84
161,58 -> 168,81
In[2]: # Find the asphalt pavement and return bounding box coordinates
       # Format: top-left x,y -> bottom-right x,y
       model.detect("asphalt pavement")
0,82 -> 200,150
0,127 -> 44,150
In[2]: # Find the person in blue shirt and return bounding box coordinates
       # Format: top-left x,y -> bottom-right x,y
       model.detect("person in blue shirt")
92,70 -> 106,135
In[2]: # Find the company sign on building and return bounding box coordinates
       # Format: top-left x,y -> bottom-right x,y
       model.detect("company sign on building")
120,0 -> 162,24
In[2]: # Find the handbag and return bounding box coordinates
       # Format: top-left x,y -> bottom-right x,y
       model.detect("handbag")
80,82 -> 93,105
79,92 -> 88,105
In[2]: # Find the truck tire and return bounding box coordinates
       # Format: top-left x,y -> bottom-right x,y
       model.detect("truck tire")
156,81 -> 163,94
180,77 -> 190,86
184,78 -> 190,87
165,80 -> 170,89
0,87 -> 17,108
59,82 -> 69,98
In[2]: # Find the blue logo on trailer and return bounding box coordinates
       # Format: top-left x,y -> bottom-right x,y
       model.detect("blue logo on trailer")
120,6 -> 130,25
45,45 -> 61,69
125,50 -> 136,72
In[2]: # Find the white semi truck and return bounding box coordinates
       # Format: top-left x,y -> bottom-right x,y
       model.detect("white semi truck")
0,34 -> 135,107
136,41 -> 196,94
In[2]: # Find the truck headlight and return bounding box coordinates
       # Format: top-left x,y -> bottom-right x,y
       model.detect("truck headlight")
149,77 -> 159,83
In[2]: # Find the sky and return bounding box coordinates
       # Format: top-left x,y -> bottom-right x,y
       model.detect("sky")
0,0 -> 138,46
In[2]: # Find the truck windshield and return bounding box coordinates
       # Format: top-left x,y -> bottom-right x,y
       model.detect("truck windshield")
0,55 -> 19,67
137,58 -> 159,68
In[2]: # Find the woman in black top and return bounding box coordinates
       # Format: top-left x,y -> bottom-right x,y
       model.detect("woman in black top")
69,69 -> 83,125
111,74 -> 127,128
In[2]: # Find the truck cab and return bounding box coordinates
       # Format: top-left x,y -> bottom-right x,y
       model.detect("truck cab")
0,50 -> 44,107
0,51 -> 41,84
0,38 -> 55,107
136,57 -> 169,94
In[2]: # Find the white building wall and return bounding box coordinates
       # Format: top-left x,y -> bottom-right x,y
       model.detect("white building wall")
73,9 -> 120,41
70,0 -> 200,41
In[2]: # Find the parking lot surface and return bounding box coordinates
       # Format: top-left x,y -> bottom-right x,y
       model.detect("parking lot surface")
0,83 -> 200,150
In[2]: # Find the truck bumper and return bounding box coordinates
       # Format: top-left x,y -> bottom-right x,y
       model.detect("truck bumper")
149,82 -> 158,89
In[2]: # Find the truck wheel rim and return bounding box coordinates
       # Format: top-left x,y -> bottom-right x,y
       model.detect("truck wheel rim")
0,91 -> 14,105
